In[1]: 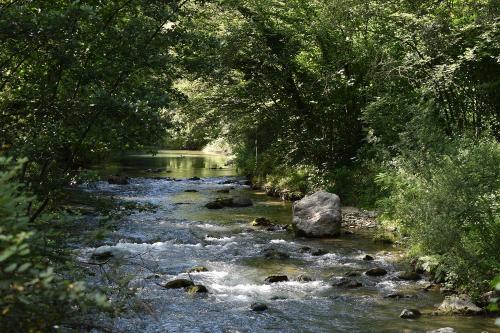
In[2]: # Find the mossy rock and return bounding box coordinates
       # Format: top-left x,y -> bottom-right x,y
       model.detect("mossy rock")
185,285 -> 208,294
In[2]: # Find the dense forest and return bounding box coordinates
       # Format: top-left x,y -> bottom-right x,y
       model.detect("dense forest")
0,0 -> 499,332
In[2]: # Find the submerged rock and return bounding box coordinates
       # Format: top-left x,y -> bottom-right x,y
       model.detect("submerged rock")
164,279 -> 194,289
185,285 -> 208,294
400,308 -> 421,319
264,275 -> 289,283
187,266 -> 208,273
292,191 -> 342,237
437,294 -> 483,315
311,248 -> 328,256
263,248 -> 290,260
332,278 -> 362,288
397,271 -> 421,281
251,217 -> 273,227
107,175 -> 128,185
251,303 -> 268,311
365,267 -> 388,276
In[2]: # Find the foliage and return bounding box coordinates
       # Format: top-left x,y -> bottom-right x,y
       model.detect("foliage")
0,158 -> 108,332
377,138 -> 500,294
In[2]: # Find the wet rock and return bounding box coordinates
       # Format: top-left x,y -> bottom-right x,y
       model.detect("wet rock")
205,201 -> 225,209
187,266 -> 208,273
251,217 -> 273,227
164,279 -> 194,289
292,191 -> 341,237
205,197 -> 253,209
90,249 -> 114,262
311,248 -> 328,256
251,303 -> 268,311
188,177 -> 201,181
437,294 -> 483,315
107,175 -> 128,185
400,308 -> 421,319
184,189 -> 198,193
332,278 -> 362,288
296,274 -> 313,282
264,275 -> 289,283
185,285 -> 208,294
298,246 -> 312,253
344,271 -> 361,277
384,293 -> 412,299
263,248 -> 290,260
426,328 -> 457,333
363,254 -> 374,261
397,271 -> 421,281
365,267 -> 388,276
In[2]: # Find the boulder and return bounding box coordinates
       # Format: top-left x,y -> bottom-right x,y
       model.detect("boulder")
397,271 -> 421,281
400,308 -> 421,319
437,294 -> 483,315
365,267 -> 388,276
164,279 -> 194,289
107,175 -> 128,185
251,303 -> 268,311
185,285 -> 208,294
264,275 -> 289,283
426,328 -> 457,333
187,266 -> 208,273
292,191 -> 341,237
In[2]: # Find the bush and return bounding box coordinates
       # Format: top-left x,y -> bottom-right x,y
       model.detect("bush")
0,158 -> 107,332
377,137 -> 500,295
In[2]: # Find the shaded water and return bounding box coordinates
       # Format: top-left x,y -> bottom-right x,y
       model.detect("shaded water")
79,152 -> 497,333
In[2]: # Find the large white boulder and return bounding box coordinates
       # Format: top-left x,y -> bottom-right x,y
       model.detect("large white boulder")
292,191 -> 342,237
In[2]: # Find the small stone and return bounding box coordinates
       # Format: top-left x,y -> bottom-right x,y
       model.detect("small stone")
187,266 -> 208,273
296,274 -> 313,282
400,308 -> 421,319
185,285 -> 208,294
426,328 -> 457,333
264,275 -> 289,283
397,271 -> 421,281
344,271 -> 361,277
188,177 -> 201,181
365,267 -> 388,276
363,254 -> 374,261
384,293 -> 407,299
184,189 -> 198,193
251,303 -> 268,311
251,217 -> 273,227
164,279 -> 194,289
311,249 -> 328,256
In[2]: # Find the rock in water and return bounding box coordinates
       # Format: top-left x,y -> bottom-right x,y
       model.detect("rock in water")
185,285 -> 208,294
251,303 -> 268,311
230,197 -> 253,207
164,279 -> 194,289
363,254 -> 374,261
296,274 -> 313,282
397,271 -> 421,281
437,294 -> 483,315
107,175 -> 128,185
187,266 -> 208,273
264,275 -> 289,283
400,308 -> 421,319
365,267 -> 388,276
426,328 -> 457,333
292,191 -> 341,237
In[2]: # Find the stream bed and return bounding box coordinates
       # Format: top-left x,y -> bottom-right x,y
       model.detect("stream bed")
76,151 -> 497,333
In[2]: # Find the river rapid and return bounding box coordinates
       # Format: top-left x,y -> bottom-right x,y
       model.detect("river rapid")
76,151 -> 496,333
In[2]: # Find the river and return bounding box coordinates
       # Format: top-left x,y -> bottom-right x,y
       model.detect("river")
76,150 -> 497,333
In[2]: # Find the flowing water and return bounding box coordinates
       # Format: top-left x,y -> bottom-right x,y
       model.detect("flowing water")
78,151 -> 497,333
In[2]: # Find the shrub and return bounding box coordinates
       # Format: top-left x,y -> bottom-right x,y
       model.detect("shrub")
377,137 -> 500,295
